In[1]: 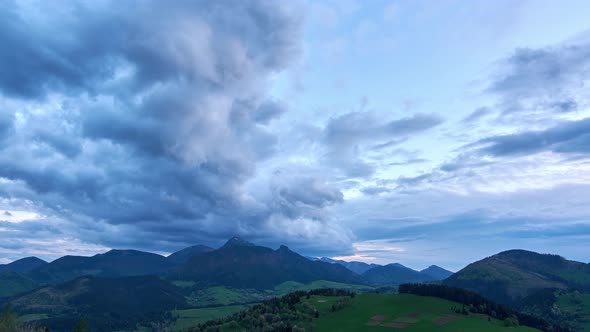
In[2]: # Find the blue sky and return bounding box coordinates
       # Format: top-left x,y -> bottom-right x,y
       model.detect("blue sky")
0,0 -> 589,271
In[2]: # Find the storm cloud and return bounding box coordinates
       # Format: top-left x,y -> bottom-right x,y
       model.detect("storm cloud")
0,0 -> 357,254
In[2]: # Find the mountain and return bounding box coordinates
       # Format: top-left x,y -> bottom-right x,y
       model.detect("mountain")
166,244 -> 214,264
362,263 -> 438,284
444,249 -> 590,306
10,275 -> 187,332
0,257 -> 47,273
420,265 -> 453,280
29,249 -> 175,284
316,257 -> 381,274
174,237 -> 364,289
0,271 -> 37,298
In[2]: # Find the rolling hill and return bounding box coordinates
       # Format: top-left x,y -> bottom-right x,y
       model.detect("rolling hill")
173,237 -> 364,289
444,249 -> 590,306
188,292 -> 543,332
0,257 -> 47,273
29,249 -> 175,284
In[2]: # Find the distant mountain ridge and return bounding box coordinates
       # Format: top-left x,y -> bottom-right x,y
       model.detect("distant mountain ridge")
29,249 -> 176,284
420,265 -> 454,280
362,263 -> 443,284
315,257 -> 381,274
0,257 -> 47,273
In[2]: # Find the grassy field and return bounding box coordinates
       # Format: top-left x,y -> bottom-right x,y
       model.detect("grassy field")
556,291 -> 590,332
274,280 -> 374,295
171,305 -> 247,330
303,293 -> 542,332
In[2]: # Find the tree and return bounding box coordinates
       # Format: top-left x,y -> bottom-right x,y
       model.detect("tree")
73,319 -> 89,332
504,316 -> 519,327
0,304 -> 18,332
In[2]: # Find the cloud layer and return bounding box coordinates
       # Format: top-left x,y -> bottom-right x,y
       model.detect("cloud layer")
0,1 -> 589,268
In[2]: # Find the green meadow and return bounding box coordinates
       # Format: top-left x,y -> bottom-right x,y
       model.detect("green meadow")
304,293 -> 542,332
172,305 -> 248,331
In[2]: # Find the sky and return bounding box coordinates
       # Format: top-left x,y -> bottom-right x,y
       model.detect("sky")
0,0 -> 590,271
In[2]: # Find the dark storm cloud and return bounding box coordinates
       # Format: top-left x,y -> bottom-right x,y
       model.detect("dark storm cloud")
0,1 -> 302,99
473,117 -> 590,157
0,0 -> 339,253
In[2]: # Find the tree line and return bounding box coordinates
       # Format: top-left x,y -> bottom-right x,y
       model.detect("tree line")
0,304 -> 90,332
187,288 -> 355,332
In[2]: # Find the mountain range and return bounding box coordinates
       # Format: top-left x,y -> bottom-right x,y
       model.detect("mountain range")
173,237 -> 364,289
314,257 -> 381,274
362,263 -> 452,285
1,241 -> 589,331
0,237 -> 453,291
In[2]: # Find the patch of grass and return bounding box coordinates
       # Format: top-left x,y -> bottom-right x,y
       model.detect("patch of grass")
172,305 -> 247,331
303,293 -> 542,332
556,290 -> 590,332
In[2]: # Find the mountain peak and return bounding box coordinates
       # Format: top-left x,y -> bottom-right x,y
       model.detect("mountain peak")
222,236 -> 255,248
420,265 -> 453,280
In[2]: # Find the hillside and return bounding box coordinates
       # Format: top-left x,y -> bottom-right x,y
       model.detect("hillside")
0,272 -> 37,298
174,237 -> 364,289
29,249 -> 175,284
362,263 -> 439,285
167,245 -> 214,264
444,249 -> 590,305
0,257 -> 47,273
10,275 -> 187,331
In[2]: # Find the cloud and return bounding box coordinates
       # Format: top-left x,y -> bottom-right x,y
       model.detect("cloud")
0,0 -> 359,256
322,112 -> 443,177
488,38 -> 590,116
462,107 -> 493,123
473,117 -> 590,157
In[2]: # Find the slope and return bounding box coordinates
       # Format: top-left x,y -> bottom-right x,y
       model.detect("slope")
444,249 -> 590,306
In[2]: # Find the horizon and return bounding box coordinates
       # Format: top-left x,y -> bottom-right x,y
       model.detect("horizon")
2,235 -> 585,273
1,0 -> 590,272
